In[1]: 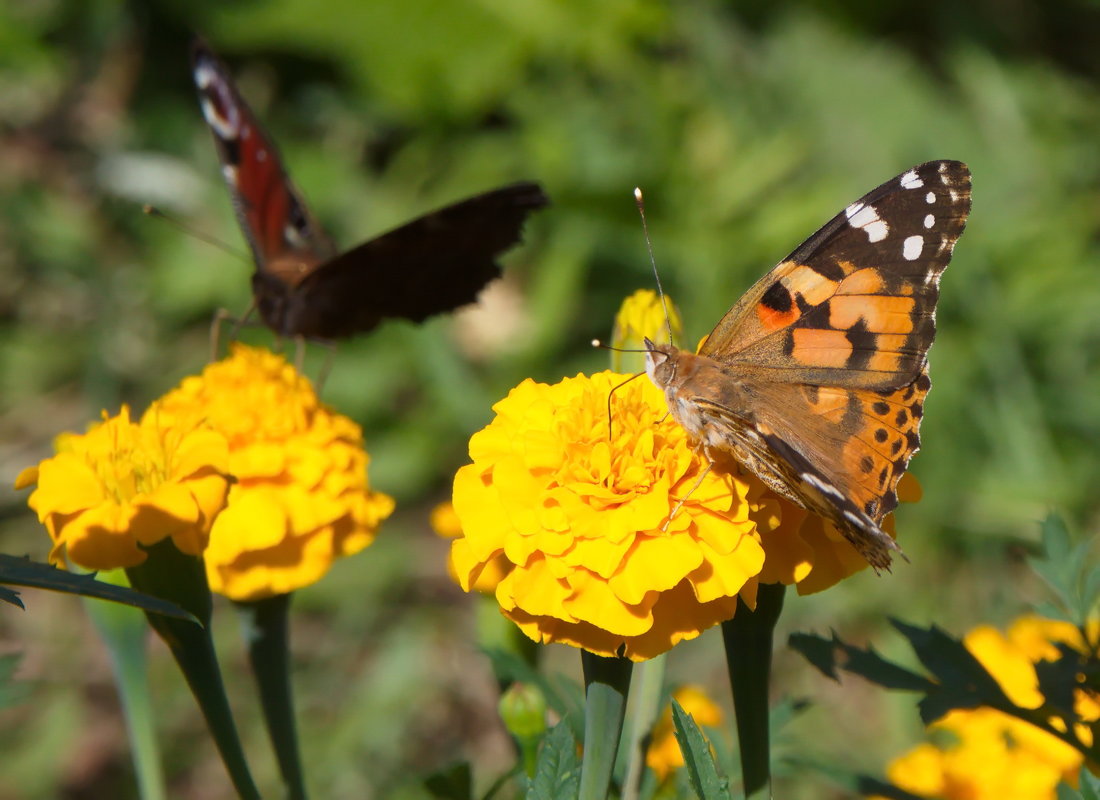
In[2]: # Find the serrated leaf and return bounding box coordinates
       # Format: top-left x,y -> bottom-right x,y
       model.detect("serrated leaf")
1032,515 -> 1079,615
788,632 -> 841,680
892,621 -> 1006,699
671,699 -> 731,800
791,630 -> 932,692
527,721 -> 579,800
0,554 -> 195,621
1035,644 -> 1083,719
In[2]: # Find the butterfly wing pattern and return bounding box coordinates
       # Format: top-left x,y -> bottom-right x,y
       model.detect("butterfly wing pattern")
191,39 -> 548,339
646,161 -> 971,570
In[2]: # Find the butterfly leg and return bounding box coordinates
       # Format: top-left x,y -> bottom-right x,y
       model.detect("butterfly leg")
311,340 -> 339,395
661,444 -> 715,530
209,301 -> 258,361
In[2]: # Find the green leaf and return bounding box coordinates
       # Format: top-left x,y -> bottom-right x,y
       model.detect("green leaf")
527,721 -> 580,800
1059,767 -> 1100,800
424,761 -> 472,800
789,630 -> 934,692
891,621 -> 1012,723
0,554 -> 195,621
788,632 -> 841,680
1034,644 -> 1084,719
671,699 -> 732,800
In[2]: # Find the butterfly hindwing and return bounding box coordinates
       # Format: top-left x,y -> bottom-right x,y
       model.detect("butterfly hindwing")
285,182 -> 550,339
700,160 -> 971,392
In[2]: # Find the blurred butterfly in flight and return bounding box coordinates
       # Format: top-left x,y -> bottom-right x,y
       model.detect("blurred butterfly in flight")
190,38 -> 548,342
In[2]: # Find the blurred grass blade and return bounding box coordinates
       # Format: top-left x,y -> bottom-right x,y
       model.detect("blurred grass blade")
85,571 -> 166,800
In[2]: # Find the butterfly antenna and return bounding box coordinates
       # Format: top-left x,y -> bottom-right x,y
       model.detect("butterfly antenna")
634,188 -> 674,346
143,204 -> 249,262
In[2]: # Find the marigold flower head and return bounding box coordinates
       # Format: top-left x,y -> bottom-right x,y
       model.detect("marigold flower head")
611,289 -> 683,372
880,615 -> 1100,800
431,501 -> 510,593
15,406 -> 231,570
647,685 -> 724,782
149,344 -> 394,601
451,371 -> 781,661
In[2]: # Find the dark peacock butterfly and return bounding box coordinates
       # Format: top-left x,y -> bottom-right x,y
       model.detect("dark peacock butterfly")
190,39 -> 548,340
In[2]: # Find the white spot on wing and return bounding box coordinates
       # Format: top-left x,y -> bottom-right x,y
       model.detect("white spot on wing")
903,235 -> 924,261
900,170 -> 923,189
801,471 -> 845,500
925,192 -> 936,204
200,96 -> 238,140
923,214 -> 935,229
195,63 -> 217,89
845,202 -> 889,242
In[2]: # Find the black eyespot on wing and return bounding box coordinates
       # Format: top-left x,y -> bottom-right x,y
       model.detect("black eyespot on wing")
761,281 -> 792,313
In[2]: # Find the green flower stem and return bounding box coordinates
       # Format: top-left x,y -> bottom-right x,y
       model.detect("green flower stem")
620,653 -> 666,800
236,593 -> 308,800
85,572 -> 166,800
721,583 -> 786,798
126,540 -> 261,800
579,650 -> 634,800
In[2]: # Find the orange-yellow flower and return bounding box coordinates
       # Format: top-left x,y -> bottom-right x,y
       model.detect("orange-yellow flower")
15,406 -> 231,569
431,501 -> 510,593
646,685 -> 724,782
451,371 -> 778,661
880,615 -> 1099,800
149,344 -> 394,601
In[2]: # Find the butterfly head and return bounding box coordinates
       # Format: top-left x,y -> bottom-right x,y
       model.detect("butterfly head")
643,337 -> 680,390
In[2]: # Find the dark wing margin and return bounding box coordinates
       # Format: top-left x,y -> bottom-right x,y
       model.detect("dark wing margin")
287,182 -> 549,338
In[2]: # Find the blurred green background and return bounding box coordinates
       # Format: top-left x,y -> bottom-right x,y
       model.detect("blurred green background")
3,0 -> 1100,797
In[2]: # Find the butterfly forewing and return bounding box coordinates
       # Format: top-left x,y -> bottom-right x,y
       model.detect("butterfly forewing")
700,160 -> 970,392
191,39 -> 335,280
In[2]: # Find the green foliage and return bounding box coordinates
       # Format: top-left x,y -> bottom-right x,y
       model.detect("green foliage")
527,721 -> 581,800
1031,514 -> 1100,626
670,699 -> 732,800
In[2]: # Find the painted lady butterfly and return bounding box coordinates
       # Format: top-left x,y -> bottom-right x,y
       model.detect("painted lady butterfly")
645,161 -> 971,570
190,39 -> 548,340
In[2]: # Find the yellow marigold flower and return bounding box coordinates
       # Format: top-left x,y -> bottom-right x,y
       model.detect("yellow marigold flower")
15,406 -> 231,570
149,344 -> 394,601
881,615 -> 1100,800
431,501 -> 510,593
451,371 -> 776,661
611,290 -> 677,349
646,685 -> 724,782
